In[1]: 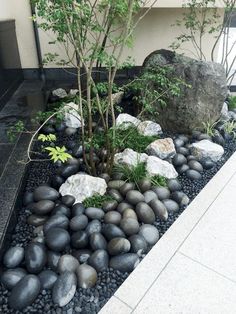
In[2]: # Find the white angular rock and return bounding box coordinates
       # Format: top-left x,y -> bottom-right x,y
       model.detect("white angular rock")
64,102 -> 83,128
190,140 -> 224,162
146,156 -> 178,179
116,113 -> 141,129
137,120 -> 162,136
59,174 -> 107,203
220,102 -> 230,121
146,138 -> 176,159
111,91 -> 124,105
114,148 -> 148,168
69,89 -> 79,96
52,88 -> 67,99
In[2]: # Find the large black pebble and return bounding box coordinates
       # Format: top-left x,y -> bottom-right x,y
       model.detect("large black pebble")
8,275 -> 41,310
25,242 -> 47,274
33,186 -> 59,201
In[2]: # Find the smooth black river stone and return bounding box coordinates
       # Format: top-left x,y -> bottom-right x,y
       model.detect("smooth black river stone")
57,254 -> 80,273
47,251 -> 61,271
137,179 -> 152,193
71,230 -> 89,249
119,182 -> 136,196
122,208 -> 138,220
117,202 -> 134,214
60,164 -> 79,179
152,187 -> 170,200
61,195 -> 75,207
72,145 -> 83,158
149,199 -> 168,221
120,217 -> 139,236
1,268 -> 27,290
107,237 -> 131,256
51,175 -> 65,189
27,214 -> 48,227
162,199 -> 179,212
3,246 -> 24,268
88,249 -> 109,272
176,164 -> 189,174
198,133 -> 212,141
173,138 -> 185,148
126,190 -> 145,205
43,214 -> 69,234
85,207 -> 105,220
76,264 -> 98,289
171,191 -> 190,206
52,271 -> 77,307
176,146 -> 189,156
109,253 -> 139,273
31,200 -> 55,215
188,160 -> 204,173
89,232 -> 107,251
102,200 -> 118,212
177,134 -> 189,144
129,234 -> 148,254
72,203 -> 85,216
172,153 -> 187,167
139,224 -> 159,246
23,191 -> 34,206
38,270 -> 58,290
108,189 -> 123,203
99,173 -> 110,183
8,275 -> 41,310
52,203 -> 71,217
70,215 -> 88,231
187,155 -> 196,161
135,202 -> 155,224
33,186 -> 59,202
104,211 -> 122,225
107,180 -> 126,190
45,228 -> 70,252
186,169 -> 202,180
167,179 -> 182,192
72,249 -> 92,263
86,220 -> 102,236
201,158 -> 215,169
25,242 -> 47,274
143,190 -> 158,204
102,224 -> 125,240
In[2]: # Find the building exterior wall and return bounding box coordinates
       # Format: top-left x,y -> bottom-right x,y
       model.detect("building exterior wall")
0,0 -> 225,69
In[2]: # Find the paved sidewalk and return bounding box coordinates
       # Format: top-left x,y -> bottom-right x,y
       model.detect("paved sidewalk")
100,152 -> 236,314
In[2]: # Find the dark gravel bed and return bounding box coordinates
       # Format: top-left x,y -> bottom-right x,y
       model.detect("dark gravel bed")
0,133 -> 236,314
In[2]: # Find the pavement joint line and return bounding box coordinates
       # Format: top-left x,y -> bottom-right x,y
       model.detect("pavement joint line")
178,252 -> 236,285
129,160 -> 236,312
114,296 -> 133,310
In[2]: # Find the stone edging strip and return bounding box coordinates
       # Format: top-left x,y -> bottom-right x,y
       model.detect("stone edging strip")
99,151 -> 236,313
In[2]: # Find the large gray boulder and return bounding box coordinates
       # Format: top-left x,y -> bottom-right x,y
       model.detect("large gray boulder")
143,49 -> 228,133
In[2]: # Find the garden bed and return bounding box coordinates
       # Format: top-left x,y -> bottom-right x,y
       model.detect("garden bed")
0,91 -> 236,313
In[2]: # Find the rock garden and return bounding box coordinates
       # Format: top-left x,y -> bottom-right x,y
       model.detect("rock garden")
1,1 -> 236,313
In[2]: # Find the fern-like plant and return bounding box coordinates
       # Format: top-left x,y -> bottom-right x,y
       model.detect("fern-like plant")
45,146 -> 72,163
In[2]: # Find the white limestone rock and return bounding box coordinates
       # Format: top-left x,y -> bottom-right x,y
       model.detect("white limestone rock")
146,156 -> 178,179
111,91 -> 124,105
69,89 -> 79,96
137,120 -> 162,136
146,138 -> 176,159
190,140 -> 224,162
59,174 -> 107,203
114,148 -> 148,168
64,102 -> 83,128
220,102 -> 230,121
116,114 -> 141,129
52,88 -> 67,99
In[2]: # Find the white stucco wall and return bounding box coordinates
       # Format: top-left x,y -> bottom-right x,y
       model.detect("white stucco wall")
0,0 -> 225,68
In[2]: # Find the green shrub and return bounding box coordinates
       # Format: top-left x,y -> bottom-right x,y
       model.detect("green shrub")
113,162 -> 147,186
150,175 -> 167,187
83,194 -> 114,208
89,126 -> 159,153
